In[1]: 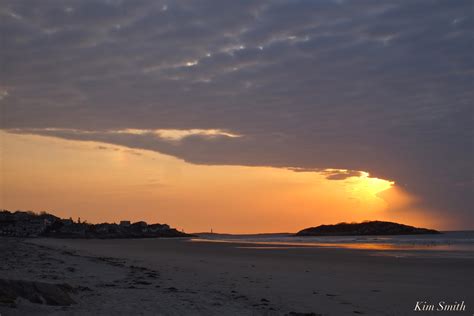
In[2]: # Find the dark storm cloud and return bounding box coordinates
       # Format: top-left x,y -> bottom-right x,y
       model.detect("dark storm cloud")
1,0 -> 473,227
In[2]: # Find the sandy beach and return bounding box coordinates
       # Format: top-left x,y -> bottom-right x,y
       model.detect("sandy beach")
1,236 -> 472,315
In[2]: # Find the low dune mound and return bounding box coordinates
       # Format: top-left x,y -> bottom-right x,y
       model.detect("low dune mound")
0,279 -> 76,306
295,221 -> 440,236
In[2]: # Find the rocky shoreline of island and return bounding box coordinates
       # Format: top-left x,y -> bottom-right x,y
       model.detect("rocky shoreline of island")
0,210 -> 193,238
296,220 -> 440,236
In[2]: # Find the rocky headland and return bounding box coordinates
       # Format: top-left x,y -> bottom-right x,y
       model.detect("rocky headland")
0,210 -> 193,238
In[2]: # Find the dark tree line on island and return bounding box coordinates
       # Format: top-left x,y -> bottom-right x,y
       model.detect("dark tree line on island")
0,210 -> 193,238
296,221 -> 440,236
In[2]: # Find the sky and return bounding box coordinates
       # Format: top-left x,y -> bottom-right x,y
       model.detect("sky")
1,0 -> 473,232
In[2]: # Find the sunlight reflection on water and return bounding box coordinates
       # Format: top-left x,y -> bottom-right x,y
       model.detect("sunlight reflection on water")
190,231 -> 474,258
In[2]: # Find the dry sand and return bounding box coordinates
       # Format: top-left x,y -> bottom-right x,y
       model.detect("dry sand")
1,237 -> 472,315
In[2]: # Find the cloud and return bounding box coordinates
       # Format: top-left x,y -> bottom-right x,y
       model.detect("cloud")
124,149 -> 142,156
1,0 -> 473,227
288,167 -> 363,180
115,128 -> 241,141
0,89 -> 9,101
325,170 -> 363,181
6,128 -> 241,143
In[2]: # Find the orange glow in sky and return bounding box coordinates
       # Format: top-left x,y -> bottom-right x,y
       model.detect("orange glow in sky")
0,131 -> 429,233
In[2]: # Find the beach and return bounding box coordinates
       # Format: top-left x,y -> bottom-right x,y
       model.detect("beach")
1,236 -> 473,315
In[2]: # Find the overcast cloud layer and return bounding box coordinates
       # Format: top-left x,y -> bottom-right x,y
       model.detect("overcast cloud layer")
1,0 -> 473,227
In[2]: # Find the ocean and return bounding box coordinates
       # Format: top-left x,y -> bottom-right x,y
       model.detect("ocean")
191,231 -> 474,257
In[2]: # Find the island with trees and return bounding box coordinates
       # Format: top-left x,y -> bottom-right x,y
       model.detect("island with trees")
295,221 -> 440,236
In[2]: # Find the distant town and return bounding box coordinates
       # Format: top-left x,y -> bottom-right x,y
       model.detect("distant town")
0,210 -> 192,238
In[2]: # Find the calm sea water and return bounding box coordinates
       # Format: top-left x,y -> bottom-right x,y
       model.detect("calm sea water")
191,231 -> 474,257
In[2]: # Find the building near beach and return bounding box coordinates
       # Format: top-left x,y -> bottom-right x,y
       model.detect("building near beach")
119,220 -> 131,227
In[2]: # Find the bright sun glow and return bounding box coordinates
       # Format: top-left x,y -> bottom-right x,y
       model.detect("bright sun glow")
350,171 -> 395,201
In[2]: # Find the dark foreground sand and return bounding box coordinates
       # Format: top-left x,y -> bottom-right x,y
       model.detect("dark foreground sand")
1,237 -> 473,315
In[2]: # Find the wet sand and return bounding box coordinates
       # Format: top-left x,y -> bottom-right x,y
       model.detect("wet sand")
1,237 -> 473,315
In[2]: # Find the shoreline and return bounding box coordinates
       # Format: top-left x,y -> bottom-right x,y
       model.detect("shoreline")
189,237 -> 474,254
1,237 -> 473,315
